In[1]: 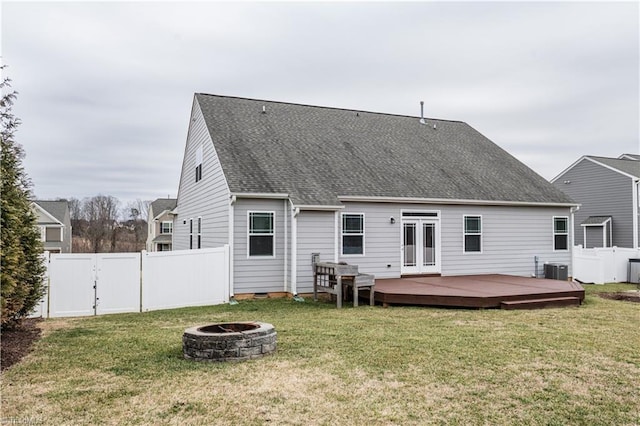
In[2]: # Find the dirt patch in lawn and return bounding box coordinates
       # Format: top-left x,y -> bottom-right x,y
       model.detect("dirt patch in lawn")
597,291 -> 640,303
1,318 -> 42,372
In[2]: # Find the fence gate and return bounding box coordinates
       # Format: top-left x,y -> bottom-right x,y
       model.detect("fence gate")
48,253 -> 141,317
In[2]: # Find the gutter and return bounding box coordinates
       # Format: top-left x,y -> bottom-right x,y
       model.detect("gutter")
337,195 -> 579,208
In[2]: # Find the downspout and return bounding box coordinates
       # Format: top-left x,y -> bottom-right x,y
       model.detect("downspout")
570,205 -> 579,248
283,199 -> 288,292
334,210 -> 340,263
290,203 -> 301,300
633,179 -> 639,249
228,195 -> 237,305
570,205 -> 579,280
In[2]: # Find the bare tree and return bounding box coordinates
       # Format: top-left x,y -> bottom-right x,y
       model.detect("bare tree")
125,199 -> 150,222
83,195 -> 120,253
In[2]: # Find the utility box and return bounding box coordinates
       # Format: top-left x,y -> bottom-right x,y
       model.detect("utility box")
544,263 -> 568,281
628,259 -> 640,284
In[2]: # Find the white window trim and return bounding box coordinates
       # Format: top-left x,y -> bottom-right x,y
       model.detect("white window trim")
160,221 -> 173,234
341,212 -> 365,257
44,225 -> 64,243
247,211 -> 276,258
401,210 -> 440,218
463,215 -> 482,254
553,216 -> 569,252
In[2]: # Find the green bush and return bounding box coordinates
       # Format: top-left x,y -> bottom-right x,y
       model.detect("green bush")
0,72 -> 46,327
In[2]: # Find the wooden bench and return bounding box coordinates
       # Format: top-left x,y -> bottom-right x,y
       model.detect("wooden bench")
313,262 -> 375,308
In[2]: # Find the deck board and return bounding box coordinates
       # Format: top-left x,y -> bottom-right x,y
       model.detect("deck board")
373,274 -> 585,309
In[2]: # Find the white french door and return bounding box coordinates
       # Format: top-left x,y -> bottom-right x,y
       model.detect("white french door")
401,219 -> 440,274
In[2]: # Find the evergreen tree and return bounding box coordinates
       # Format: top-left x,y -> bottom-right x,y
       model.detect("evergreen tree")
1,70 -> 46,327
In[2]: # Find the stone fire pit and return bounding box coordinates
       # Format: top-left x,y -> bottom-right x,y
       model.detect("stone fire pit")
183,322 -> 276,362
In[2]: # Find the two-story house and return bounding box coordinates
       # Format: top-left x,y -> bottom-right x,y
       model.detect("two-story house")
146,198 -> 177,251
551,154 -> 640,248
32,200 -> 72,253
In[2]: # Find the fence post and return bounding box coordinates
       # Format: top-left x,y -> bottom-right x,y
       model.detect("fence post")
140,250 -> 146,313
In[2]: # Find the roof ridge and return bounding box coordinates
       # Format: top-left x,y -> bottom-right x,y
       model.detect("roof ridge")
195,92 -> 465,124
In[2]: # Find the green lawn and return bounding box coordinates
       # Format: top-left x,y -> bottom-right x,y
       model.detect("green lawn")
2,284 -> 639,425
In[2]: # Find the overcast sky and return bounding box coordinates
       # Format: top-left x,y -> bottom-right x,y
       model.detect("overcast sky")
2,1 -> 639,206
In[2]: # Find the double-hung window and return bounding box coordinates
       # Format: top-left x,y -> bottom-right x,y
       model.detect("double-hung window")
464,215 -> 482,253
249,212 -> 274,257
160,221 -> 173,234
197,217 -> 202,249
553,217 -> 569,251
342,213 -> 364,255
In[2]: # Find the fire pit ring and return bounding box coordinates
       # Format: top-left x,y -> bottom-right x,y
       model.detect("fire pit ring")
183,321 -> 276,362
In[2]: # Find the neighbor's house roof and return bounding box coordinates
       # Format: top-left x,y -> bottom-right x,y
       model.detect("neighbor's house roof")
196,93 -> 575,207
152,234 -> 173,244
619,153 -> 640,161
33,200 -> 68,225
150,198 -> 177,219
587,156 -> 640,179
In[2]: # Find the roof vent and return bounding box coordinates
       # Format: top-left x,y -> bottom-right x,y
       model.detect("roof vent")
419,101 -> 426,125
262,105 -> 266,114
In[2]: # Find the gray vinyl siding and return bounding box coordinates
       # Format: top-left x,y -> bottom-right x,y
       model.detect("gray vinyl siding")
553,159 -> 634,248
295,211 -> 336,294
233,198 -> 286,294
337,202 -> 572,278
174,98 -> 230,250
585,226 -> 608,248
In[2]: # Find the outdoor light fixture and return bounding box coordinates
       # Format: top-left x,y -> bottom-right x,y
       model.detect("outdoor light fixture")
390,217 -> 396,224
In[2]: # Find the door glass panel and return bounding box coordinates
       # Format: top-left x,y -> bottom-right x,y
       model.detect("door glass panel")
403,223 -> 416,267
423,223 -> 435,266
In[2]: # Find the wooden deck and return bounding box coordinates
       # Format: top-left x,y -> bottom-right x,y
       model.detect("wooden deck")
372,274 -> 585,309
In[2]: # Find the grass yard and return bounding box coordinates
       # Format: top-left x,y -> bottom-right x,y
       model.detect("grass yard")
2,283 -> 639,425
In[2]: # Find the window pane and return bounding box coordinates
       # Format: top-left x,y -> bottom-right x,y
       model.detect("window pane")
465,235 -> 481,252
465,216 -> 481,233
554,218 -> 567,233
197,218 -> 202,233
554,235 -> 568,250
250,213 -> 273,234
403,223 -> 416,267
343,214 -> 363,233
343,235 -> 363,255
250,235 -> 274,256
46,227 -> 62,242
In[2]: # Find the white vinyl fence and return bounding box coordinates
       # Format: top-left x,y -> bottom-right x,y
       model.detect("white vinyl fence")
33,246 -> 229,318
142,247 -> 229,311
572,245 -> 640,284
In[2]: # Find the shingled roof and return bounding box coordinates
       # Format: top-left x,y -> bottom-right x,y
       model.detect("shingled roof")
196,93 -> 574,207
588,156 -> 640,179
34,200 -> 68,224
150,198 -> 177,218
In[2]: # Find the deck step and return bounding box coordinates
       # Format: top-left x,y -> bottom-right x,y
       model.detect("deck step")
501,296 -> 581,310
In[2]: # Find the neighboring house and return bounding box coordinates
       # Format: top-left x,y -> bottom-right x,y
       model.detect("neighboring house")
146,198 -> 177,251
551,154 -> 640,249
174,94 -> 577,296
32,200 -> 72,253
